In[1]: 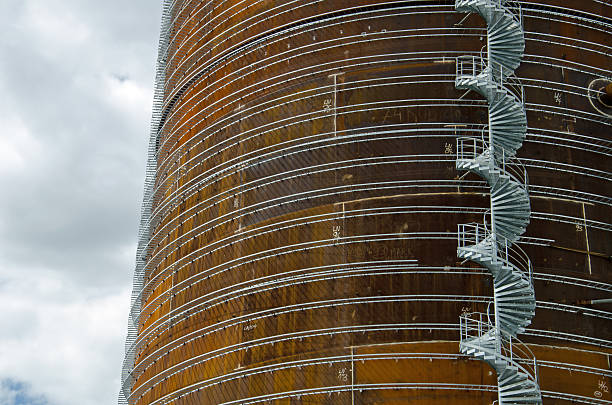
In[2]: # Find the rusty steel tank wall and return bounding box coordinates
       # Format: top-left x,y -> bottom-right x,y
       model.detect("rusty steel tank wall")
120,1 -> 612,404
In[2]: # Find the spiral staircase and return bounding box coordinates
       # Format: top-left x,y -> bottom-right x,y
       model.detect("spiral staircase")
454,1 -> 542,403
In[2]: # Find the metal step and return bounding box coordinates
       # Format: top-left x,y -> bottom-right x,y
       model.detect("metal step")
455,71 -> 527,157
455,1 -> 541,403
456,0 -> 525,73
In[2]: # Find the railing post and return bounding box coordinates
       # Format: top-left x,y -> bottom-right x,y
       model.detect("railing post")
528,258 -> 532,282
509,335 -> 513,362
457,137 -> 460,160
495,326 -> 501,354
458,225 -> 461,248
505,240 -> 508,263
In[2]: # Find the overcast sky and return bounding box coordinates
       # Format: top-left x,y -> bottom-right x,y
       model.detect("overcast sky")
0,1 -> 163,404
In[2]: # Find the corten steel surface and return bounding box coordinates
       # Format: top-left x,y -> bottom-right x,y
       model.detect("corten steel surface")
120,1 -> 612,404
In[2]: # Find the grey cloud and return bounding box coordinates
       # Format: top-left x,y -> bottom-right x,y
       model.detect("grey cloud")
0,379 -> 48,405
0,0 -> 163,403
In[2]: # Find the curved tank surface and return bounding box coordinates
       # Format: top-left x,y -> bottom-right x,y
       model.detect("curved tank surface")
121,1 -> 611,404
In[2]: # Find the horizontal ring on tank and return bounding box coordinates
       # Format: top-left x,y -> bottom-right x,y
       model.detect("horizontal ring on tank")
130,317 -> 611,402
155,109 -> 609,220
145,179 -> 609,289
137,191 -> 609,318
160,3 -> 608,133
129,289 -> 610,390
149,351 -> 491,404
131,231 -> 462,346
218,383 -> 496,405
129,322 -> 464,400
162,48 -> 608,160
541,391 -> 612,405
149,146 -> 608,251
134,286 -> 612,384
138,349 -> 612,405
158,37 -> 609,152
136,192 -> 610,322
533,272 -> 611,292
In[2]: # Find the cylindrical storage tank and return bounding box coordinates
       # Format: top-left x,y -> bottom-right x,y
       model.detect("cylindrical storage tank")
121,1 -> 612,404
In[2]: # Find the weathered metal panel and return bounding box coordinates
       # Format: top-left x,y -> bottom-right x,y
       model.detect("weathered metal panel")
121,1 -> 612,404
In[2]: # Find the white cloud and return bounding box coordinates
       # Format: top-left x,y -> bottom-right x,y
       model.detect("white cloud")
21,0 -> 91,50
0,269 -> 130,405
104,74 -> 154,124
0,115 -> 41,174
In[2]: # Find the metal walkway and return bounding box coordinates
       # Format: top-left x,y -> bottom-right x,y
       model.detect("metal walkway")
454,0 -> 542,403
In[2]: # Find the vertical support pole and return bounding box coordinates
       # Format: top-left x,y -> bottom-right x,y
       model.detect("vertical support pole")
351,346 -> 355,405
505,241 -> 508,263
485,16 -> 503,405
329,72 -> 344,138
581,202 -> 592,275
333,73 -> 338,137
509,335 -> 513,362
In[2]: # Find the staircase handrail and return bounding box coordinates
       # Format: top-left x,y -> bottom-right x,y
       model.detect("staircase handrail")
460,312 -> 539,383
457,223 -> 533,282
502,334 -> 539,384
456,55 -> 525,104
456,55 -> 487,79
455,137 -> 529,189
457,222 -> 492,249
500,71 -> 525,107
456,136 -> 487,162
460,311 -> 494,339
459,311 -> 500,353
498,236 -> 534,283
498,148 -> 529,191
500,0 -> 523,26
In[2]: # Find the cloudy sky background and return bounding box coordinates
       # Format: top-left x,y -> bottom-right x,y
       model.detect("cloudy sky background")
0,1 -> 163,404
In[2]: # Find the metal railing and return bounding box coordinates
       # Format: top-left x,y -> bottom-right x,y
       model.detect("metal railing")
456,136 -> 529,189
456,55 -> 525,102
460,312 -> 539,383
501,0 -> 523,25
457,222 -> 533,283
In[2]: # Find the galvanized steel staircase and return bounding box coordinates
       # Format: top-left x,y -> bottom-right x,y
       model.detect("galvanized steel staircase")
460,312 -> 542,404
454,0 -> 542,403
456,0 -> 525,74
